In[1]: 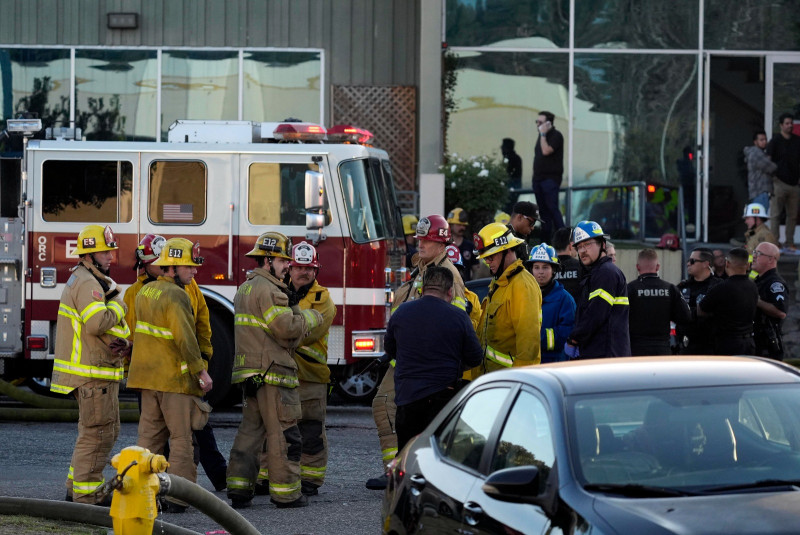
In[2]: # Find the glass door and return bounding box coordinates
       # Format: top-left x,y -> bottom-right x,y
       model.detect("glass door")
765,57 -> 800,136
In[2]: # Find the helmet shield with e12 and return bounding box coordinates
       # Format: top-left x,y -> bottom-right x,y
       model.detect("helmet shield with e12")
153,238 -> 204,267
474,222 -> 524,259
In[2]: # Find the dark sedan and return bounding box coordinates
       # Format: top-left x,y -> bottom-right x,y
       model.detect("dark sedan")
382,356 -> 800,534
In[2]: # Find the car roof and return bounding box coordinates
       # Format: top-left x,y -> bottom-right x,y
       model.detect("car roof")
482,356 -> 800,396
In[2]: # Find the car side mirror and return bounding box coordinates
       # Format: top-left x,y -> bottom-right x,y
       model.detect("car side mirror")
481,464 -> 558,516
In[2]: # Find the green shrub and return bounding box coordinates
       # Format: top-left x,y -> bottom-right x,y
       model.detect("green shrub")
442,153 -> 509,232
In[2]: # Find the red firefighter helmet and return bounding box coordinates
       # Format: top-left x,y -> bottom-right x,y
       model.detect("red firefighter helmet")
414,214 -> 452,243
289,241 -> 320,268
136,234 -> 167,265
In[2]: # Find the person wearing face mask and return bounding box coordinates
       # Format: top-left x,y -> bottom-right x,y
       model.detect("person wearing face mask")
127,237 -> 214,513
225,232 -> 323,510
525,243 -> 575,363
564,221 -> 630,359
51,225 -> 130,506
474,222 -> 542,373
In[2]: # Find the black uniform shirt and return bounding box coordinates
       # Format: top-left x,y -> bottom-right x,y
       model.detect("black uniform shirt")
676,275 -> 723,354
533,128 -> 564,181
556,254 -> 582,302
699,274 -> 759,337
627,273 -> 691,355
754,268 -> 787,335
456,238 -> 478,282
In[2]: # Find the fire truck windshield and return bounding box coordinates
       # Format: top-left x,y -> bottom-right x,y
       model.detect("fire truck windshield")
340,159 -> 390,243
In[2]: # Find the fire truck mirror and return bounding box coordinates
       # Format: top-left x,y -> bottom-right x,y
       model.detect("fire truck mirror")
306,212 -> 326,230
305,170 -> 325,212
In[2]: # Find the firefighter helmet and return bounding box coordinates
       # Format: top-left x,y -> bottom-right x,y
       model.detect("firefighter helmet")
74,225 -> 118,255
527,243 -> 559,266
289,241 -> 320,268
743,202 -> 768,219
446,207 -> 469,226
136,234 -> 166,265
571,220 -> 609,246
494,211 -> 511,225
414,215 -> 451,243
153,238 -> 204,266
445,244 -> 463,266
402,215 -> 419,236
246,231 -> 292,259
474,222 -> 524,259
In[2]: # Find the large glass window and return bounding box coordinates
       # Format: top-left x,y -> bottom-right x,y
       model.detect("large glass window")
446,0 -> 569,48
340,159 -> 390,243
704,1 -> 800,50
248,162 -> 321,226
447,51 -> 569,186
148,161 -> 206,224
574,0 -> 698,49
41,160 -> 133,222
573,53 -> 698,188
161,51 -> 239,140
74,50 -> 157,141
243,52 -> 321,123
436,387 -> 510,472
0,49 -> 70,129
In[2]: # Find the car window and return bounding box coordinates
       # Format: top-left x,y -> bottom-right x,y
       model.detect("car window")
436,387 -> 510,471
490,390 -> 555,492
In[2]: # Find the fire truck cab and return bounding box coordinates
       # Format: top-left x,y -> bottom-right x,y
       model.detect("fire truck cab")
0,120 -> 405,405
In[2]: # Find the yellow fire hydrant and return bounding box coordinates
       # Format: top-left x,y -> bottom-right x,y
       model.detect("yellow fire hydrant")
109,446 -> 169,535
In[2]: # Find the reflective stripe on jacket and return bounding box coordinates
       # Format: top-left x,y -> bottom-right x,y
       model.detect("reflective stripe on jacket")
51,261 -> 128,394
478,259 -> 542,374
127,276 -> 207,395
294,280 -> 337,384
232,267 -> 322,387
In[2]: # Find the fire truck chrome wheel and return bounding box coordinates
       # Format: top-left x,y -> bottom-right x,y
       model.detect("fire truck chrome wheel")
335,362 -> 381,404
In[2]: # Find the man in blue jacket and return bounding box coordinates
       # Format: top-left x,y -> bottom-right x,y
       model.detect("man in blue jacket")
526,243 -> 575,363
564,221 -> 630,359
386,266 -> 483,452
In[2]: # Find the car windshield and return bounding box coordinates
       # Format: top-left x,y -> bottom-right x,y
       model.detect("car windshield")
570,384 -> 800,494
339,158 -> 389,243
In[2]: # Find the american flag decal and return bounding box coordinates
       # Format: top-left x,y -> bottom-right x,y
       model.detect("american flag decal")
163,203 -> 193,221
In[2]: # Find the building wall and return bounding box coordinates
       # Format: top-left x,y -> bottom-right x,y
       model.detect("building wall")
0,0 -> 419,87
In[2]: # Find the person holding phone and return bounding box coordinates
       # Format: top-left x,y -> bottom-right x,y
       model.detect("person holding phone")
533,111 -> 566,241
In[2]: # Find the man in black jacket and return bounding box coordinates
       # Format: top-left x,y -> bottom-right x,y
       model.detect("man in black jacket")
627,249 -> 691,356
676,248 -> 722,355
767,113 -> 800,253
752,242 -> 788,360
552,226 -> 581,301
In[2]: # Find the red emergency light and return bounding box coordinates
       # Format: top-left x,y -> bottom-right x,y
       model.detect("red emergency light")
27,336 -> 47,350
272,122 -> 327,141
354,338 -> 375,351
647,184 -> 656,194
327,124 -> 374,145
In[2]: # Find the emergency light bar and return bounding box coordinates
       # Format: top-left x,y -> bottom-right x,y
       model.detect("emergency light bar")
272,122 -> 327,141
327,124 -> 374,145
6,118 -> 42,135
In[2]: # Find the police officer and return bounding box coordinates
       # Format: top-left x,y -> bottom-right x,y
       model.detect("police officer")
51,224 -> 129,506
127,237 -> 214,513
507,201 -> 539,261
752,242 -> 788,360
626,248 -> 691,356
367,215 -> 466,490
226,232 -> 322,509
676,248 -> 722,354
565,221 -> 630,359
475,222 -> 542,371
552,226 -> 581,300
697,247 -> 759,355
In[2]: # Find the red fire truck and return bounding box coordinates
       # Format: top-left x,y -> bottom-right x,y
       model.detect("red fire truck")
0,119 -> 406,405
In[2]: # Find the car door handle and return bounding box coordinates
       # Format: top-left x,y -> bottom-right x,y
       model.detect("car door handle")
409,474 -> 427,489
463,501 -> 484,526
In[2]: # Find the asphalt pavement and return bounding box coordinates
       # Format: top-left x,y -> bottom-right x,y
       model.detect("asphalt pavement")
0,402 -> 385,535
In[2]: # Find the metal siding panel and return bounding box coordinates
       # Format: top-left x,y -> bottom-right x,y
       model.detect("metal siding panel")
140,0 -> 161,45
119,0 -> 143,46
20,0 -> 35,43
78,0 -> 100,44
351,0 -> 369,84
288,0 -> 310,48
61,0 -> 81,45
0,0 -> 15,43
330,0 -> 352,85
163,0 -> 184,46
247,0 -> 268,47
225,0 -> 246,46
184,0 -> 204,46
308,0 -> 325,49
372,0 -> 392,85
206,0 -> 227,47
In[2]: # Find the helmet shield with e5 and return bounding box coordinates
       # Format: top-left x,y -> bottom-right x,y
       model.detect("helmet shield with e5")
75,225 -> 119,255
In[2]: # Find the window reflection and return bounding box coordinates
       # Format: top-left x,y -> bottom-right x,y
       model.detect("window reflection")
705,0 -> 800,50
149,161 -> 206,225
42,160 -> 133,222
75,50 -> 157,141
447,51 -> 568,188
574,0 -> 698,49
446,0 -> 569,48
161,51 -> 239,140
243,52 -> 321,123
248,162 -> 322,225
573,53 -> 698,187
0,49 -> 70,129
